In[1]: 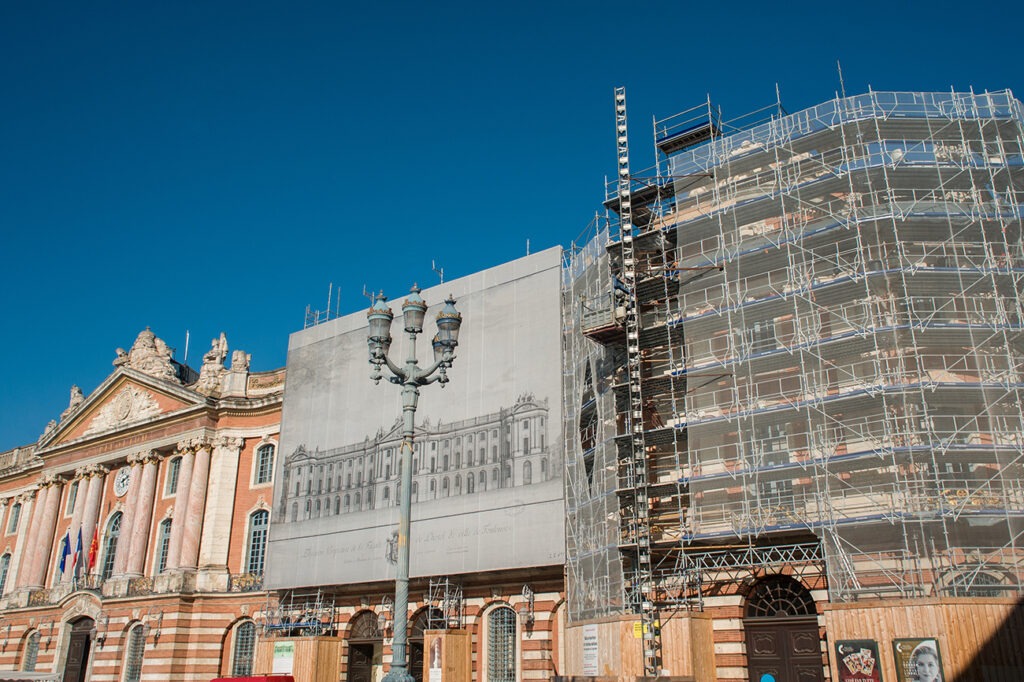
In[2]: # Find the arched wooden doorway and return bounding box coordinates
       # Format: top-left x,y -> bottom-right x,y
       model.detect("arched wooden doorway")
62,617 -> 95,682
744,576 -> 823,682
408,608 -> 442,682
347,611 -> 383,682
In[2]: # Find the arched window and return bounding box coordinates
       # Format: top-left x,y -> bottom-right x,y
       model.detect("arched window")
442,478 -> 450,497
467,475 -> 475,494
455,474 -> 462,494
335,496 -> 341,514
290,502 -> 298,522
22,631 -> 40,671
315,500 -> 321,517
165,456 -> 182,495
344,495 -> 351,512
155,519 -> 172,574
479,470 -> 487,492
123,623 -> 146,682
246,510 -> 269,575
383,487 -> 391,504
746,576 -> 816,618
523,461 -> 532,485
255,444 -> 275,484
355,492 -> 361,509
101,512 -> 122,580
541,458 -> 547,479
487,606 -> 517,682
0,553 -> 10,595
479,447 -> 485,465
231,620 -> 257,677
7,503 -> 21,533
305,500 -> 311,518
443,455 -> 449,471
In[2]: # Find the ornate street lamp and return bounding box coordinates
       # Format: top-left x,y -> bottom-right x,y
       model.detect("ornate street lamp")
367,285 -> 462,682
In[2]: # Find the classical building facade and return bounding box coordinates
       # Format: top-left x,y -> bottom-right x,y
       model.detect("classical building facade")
0,329 -> 284,682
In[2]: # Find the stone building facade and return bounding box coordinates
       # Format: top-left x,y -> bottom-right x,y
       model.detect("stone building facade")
0,329 -> 283,682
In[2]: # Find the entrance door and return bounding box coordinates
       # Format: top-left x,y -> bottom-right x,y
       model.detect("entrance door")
744,576 -> 823,682
746,619 -> 822,682
348,643 -> 374,682
63,618 -> 94,682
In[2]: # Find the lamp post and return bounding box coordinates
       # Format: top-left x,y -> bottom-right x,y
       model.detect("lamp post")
367,285 -> 462,682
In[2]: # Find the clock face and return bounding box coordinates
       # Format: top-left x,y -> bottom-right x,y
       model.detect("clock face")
114,467 -> 131,497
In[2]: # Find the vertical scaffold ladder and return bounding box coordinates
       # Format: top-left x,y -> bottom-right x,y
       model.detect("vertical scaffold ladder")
614,86 -> 661,677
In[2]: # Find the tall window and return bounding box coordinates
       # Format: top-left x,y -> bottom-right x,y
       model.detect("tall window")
487,607 -> 517,682
246,511 -> 269,575
165,457 -> 181,495
155,519 -> 172,574
231,621 -> 257,676
7,503 -> 20,533
0,554 -> 10,595
23,631 -> 40,671
66,481 -> 79,514
255,445 -> 275,484
101,513 -> 122,580
124,623 -> 145,682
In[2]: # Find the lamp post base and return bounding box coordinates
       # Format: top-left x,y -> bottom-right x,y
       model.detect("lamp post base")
382,667 -> 415,682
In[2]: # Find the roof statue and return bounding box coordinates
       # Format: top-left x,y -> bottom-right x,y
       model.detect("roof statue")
59,384 -> 85,422
115,328 -> 180,383
195,332 -> 229,396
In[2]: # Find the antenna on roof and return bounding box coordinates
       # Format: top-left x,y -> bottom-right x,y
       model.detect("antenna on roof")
326,282 -> 333,320
432,260 -> 444,284
837,59 -> 847,99
362,285 -> 376,304
183,330 -> 190,364
526,239 -> 531,256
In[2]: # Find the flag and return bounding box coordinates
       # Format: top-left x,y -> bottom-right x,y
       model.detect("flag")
58,532 -> 71,575
87,527 -> 99,571
73,529 -> 83,574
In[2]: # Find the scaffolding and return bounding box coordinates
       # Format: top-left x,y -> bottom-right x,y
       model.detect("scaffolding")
260,589 -> 337,637
563,89 -> 1024,634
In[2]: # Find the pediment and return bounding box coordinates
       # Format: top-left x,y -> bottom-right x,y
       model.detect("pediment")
40,369 -> 207,448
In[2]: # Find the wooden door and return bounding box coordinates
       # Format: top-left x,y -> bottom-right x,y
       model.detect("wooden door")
63,619 -> 94,682
348,643 -> 374,682
745,619 -> 823,682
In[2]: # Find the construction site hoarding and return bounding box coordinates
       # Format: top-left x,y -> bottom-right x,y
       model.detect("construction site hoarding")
265,248 -> 565,589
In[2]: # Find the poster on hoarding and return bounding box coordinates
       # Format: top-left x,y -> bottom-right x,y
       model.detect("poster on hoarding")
836,640 -> 882,682
582,624 -> 599,675
265,249 -> 565,589
892,638 -> 944,682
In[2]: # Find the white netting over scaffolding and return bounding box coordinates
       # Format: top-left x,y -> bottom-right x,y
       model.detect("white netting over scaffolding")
564,89 -> 1024,620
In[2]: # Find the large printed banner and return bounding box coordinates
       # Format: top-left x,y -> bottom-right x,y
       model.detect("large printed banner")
266,249 -> 565,589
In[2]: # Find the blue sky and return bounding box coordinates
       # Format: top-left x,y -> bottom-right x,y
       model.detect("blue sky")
2,0 -> 1022,450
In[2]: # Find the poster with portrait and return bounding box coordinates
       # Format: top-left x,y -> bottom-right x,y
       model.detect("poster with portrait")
892,638 -> 944,682
836,640 -> 882,682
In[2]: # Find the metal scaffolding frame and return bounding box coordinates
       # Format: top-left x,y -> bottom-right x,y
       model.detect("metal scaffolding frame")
563,89 -> 1024,635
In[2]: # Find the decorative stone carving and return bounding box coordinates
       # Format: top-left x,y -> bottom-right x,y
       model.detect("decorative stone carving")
195,333 -> 229,396
38,473 -> 62,488
231,350 -> 250,373
115,328 -> 179,383
83,386 -> 161,436
38,420 -> 57,443
60,385 -> 85,422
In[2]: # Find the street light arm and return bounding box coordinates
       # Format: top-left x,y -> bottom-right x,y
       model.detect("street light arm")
380,352 -> 406,380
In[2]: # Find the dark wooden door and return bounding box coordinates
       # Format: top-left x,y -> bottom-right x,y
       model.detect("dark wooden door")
63,619 -> 94,682
348,643 -> 374,682
409,642 -> 424,682
746,618 -> 823,682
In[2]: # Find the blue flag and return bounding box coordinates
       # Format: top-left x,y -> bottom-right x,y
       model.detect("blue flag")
58,532 -> 71,575
73,529 -> 83,574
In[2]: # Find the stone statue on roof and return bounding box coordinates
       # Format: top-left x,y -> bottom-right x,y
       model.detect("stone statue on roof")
195,333 -> 229,396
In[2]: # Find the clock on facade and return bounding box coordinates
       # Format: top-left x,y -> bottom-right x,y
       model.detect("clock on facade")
114,466 -> 131,497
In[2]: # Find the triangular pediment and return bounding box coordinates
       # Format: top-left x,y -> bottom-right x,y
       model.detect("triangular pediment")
39,368 -> 207,448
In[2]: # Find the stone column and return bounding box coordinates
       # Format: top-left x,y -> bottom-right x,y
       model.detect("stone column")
62,468 -> 89,584
165,440 -> 196,571
178,441 -> 212,570
197,437 -> 242,591
79,466 -> 108,575
125,451 -> 161,577
14,490 -> 40,589
32,476 -> 64,588
113,455 -> 144,577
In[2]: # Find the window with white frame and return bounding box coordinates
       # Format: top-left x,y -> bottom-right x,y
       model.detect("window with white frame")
65,481 -> 79,515
254,444 -> 275,485
101,512 -> 122,580
155,519 -> 172,574
7,504 -> 21,534
0,554 -> 10,595
231,620 -> 257,676
486,606 -> 517,682
123,623 -> 145,682
23,631 -> 40,671
246,510 -> 269,575
165,457 -> 181,496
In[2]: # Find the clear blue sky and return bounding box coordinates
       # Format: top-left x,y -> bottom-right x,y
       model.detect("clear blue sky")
2,0 -> 1021,450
